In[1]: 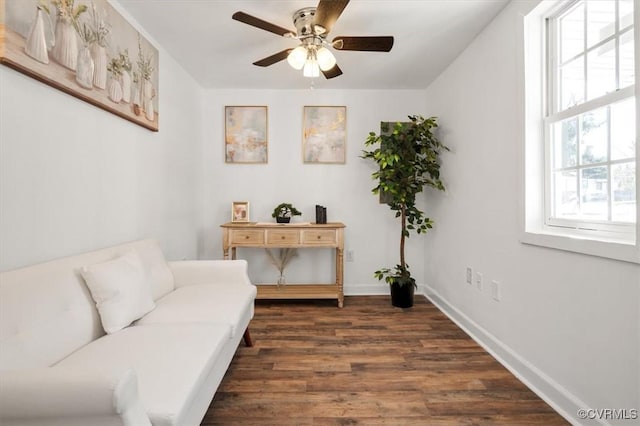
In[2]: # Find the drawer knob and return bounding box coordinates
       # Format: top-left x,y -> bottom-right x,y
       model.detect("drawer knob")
281,236 -> 285,240
245,235 -> 249,239
317,235 -> 321,239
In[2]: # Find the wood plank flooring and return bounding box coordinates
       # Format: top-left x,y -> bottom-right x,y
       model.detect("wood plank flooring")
202,296 -> 569,425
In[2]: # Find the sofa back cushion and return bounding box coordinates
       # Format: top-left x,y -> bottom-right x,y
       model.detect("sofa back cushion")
0,239 -> 174,369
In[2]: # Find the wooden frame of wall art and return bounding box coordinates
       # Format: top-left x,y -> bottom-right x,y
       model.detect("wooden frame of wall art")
231,201 -> 250,223
225,106 -> 268,164
302,105 -> 346,164
0,0 -> 160,131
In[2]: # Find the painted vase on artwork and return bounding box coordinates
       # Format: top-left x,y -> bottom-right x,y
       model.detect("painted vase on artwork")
121,71 -> 131,103
75,45 -> 94,89
25,6 -> 53,64
51,17 -> 78,70
91,44 -> 107,90
143,80 -> 155,121
108,78 -> 123,103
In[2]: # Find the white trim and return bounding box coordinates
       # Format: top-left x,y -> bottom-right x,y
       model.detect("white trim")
344,283 -> 389,296
422,286 -> 606,426
523,0 -> 639,260
547,86 -> 635,122
521,230 -> 640,263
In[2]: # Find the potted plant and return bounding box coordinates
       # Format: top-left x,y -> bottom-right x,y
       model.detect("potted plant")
361,115 -> 448,308
271,203 -> 302,224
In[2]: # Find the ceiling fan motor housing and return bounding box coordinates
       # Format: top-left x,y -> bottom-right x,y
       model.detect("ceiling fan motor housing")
292,7 -> 318,38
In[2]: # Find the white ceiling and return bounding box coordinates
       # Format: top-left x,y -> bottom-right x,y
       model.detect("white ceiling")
119,0 -> 510,90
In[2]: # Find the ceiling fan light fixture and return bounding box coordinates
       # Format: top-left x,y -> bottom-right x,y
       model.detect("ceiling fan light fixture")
303,57 -> 320,78
287,46 -> 307,70
316,47 -> 336,71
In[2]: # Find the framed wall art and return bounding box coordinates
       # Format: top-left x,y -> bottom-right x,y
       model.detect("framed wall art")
225,106 -> 268,164
231,201 -> 250,223
0,0 -> 160,131
303,105 -> 346,164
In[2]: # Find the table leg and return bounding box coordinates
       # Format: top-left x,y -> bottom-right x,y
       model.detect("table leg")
336,248 -> 344,308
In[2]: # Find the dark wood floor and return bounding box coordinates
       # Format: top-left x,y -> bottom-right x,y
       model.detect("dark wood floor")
202,296 -> 568,425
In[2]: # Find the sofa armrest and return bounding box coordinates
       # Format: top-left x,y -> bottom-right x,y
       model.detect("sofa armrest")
168,259 -> 253,288
0,367 -> 150,426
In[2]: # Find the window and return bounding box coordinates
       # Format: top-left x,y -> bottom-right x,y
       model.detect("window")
545,0 -> 636,241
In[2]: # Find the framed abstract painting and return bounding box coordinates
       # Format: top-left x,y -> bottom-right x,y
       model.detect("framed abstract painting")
225,106 -> 268,164
303,105 -> 346,164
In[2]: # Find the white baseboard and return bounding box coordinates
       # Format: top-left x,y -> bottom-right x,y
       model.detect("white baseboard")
344,283 -> 389,296
422,285 -> 601,426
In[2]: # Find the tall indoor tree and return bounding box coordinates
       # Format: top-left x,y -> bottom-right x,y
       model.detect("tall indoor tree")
361,115 -> 448,308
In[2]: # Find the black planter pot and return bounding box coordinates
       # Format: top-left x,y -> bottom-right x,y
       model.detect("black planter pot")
390,281 -> 415,308
276,217 -> 291,223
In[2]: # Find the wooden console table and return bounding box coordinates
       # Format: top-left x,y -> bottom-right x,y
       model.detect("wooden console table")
221,222 -> 345,308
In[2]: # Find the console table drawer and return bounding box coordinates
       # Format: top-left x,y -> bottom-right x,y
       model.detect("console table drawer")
230,230 -> 265,244
267,229 -> 300,245
302,229 -> 337,245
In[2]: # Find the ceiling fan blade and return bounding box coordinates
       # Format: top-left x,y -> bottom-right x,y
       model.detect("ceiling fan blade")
313,0 -> 349,34
332,36 -> 394,52
253,49 -> 293,67
232,11 -> 295,37
322,64 -> 343,79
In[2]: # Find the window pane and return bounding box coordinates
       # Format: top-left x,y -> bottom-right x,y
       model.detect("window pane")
560,2 -> 585,62
620,0 -> 634,30
553,170 -> 578,218
580,108 -> 608,165
580,166 -> 609,220
586,1 -> 615,48
587,39 -> 616,100
553,118 -> 578,168
561,57 -> 585,109
612,162 -> 636,222
620,29 -> 635,88
611,97 -> 636,160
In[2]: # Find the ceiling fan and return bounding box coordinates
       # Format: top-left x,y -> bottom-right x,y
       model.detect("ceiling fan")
232,0 -> 394,79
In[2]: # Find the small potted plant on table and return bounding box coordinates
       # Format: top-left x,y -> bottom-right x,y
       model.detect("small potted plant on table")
272,203 -> 301,224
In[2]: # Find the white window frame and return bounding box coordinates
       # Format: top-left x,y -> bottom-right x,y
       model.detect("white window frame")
521,0 -> 640,264
546,0 -> 636,239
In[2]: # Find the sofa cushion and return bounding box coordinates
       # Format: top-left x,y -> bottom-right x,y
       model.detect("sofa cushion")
0,239 -> 175,370
136,284 -> 256,338
55,324 -> 230,426
81,252 -> 156,334
133,240 -> 175,301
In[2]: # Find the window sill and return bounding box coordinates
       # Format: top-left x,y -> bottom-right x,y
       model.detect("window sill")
520,231 -> 639,264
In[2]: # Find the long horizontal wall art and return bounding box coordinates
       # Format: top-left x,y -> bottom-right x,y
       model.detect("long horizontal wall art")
0,0 -> 159,131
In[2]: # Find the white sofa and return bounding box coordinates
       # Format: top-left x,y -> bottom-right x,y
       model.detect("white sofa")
0,239 -> 256,426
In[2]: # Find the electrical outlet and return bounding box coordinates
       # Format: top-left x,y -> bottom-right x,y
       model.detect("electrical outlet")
466,267 -> 473,284
475,272 -> 483,291
346,250 -> 355,262
491,280 -> 501,301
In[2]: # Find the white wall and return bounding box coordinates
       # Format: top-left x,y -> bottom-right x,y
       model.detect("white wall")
422,1 -> 640,424
199,89 -> 428,294
0,9 -> 203,270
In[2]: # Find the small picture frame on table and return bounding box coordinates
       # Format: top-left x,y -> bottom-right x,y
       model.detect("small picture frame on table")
231,201 -> 250,223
